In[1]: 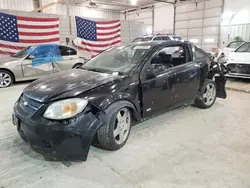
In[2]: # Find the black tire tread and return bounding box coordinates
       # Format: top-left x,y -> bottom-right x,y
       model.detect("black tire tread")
97,107 -> 131,151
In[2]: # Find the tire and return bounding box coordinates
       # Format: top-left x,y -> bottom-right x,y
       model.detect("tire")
194,79 -> 217,109
97,107 -> 132,151
0,70 -> 14,88
72,63 -> 83,69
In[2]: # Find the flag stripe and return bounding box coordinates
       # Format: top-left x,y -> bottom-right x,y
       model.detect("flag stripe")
19,34 -> 59,40
97,34 -> 120,42
0,40 -> 59,47
18,27 -> 59,33
81,39 -> 121,48
97,32 -> 121,39
0,50 -> 15,55
19,37 -> 60,43
17,16 -> 59,22
79,47 -> 104,54
96,23 -> 121,30
96,22 -> 121,28
18,31 -> 59,36
96,20 -> 120,25
17,20 -> 59,26
97,29 -> 121,36
17,24 -> 59,29
0,43 -> 24,50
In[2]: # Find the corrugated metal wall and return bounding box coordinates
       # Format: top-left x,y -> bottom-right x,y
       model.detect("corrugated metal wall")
175,0 -> 223,52
221,24 -> 250,46
0,0 -> 34,11
55,4 -> 120,20
125,8 -> 153,35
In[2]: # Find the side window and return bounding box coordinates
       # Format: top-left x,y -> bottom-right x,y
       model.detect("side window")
195,49 -> 205,59
153,37 -> 163,41
162,36 -> 171,41
59,46 -> 77,56
151,46 -> 186,68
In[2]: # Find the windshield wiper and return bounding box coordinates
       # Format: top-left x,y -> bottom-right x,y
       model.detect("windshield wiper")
83,67 -> 108,73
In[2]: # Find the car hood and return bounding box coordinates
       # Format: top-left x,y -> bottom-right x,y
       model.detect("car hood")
227,52 -> 250,64
0,55 -> 20,64
23,69 -> 120,103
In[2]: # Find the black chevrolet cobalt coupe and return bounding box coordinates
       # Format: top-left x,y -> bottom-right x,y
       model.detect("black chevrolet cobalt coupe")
13,41 -> 228,161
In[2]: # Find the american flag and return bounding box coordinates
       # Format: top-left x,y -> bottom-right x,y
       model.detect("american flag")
75,16 -> 121,57
0,12 -> 59,55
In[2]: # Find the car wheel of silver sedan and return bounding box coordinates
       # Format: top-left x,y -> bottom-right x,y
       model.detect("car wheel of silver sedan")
0,70 -> 14,88
97,107 -> 132,150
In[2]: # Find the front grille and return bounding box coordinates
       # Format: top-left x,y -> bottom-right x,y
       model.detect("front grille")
18,94 -> 42,115
227,63 -> 250,74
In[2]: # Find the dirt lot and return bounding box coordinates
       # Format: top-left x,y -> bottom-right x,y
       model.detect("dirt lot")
0,83 -> 250,188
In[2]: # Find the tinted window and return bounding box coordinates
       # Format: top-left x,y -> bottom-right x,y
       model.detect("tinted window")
195,49 -> 206,59
235,42 -> 250,52
59,46 -> 77,56
226,41 -> 245,49
132,37 -> 153,42
162,36 -> 171,40
153,46 -> 186,67
153,37 -> 163,41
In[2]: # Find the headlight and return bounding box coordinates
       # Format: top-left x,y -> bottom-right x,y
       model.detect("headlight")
43,98 -> 88,120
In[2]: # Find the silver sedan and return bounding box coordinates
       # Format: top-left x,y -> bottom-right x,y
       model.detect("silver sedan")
0,44 -> 85,88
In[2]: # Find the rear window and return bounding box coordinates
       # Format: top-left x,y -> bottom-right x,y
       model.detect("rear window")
132,37 -> 153,42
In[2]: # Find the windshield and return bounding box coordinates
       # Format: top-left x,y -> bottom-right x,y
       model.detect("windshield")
11,46 -> 31,58
227,41 -> 245,49
132,37 -> 153,42
235,42 -> 250,52
82,45 -> 151,74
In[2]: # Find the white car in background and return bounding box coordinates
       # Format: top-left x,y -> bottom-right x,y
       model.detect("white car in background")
216,41 -> 245,62
225,41 -> 250,78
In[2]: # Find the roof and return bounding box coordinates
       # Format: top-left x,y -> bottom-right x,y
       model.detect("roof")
131,40 -> 189,47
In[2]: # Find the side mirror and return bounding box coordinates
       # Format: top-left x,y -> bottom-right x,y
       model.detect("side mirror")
28,55 -> 35,59
145,69 -> 156,79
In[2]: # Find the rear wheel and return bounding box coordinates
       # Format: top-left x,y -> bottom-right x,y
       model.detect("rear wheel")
97,107 -> 132,150
0,70 -> 14,88
194,79 -> 217,109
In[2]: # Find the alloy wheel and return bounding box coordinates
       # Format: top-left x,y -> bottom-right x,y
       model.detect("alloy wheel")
203,83 -> 216,106
113,108 -> 131,145
0,72 -> 12,88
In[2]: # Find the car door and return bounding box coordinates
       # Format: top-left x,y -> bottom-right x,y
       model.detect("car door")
140,44 -> 200,118
53,45 -> 78,72
22,45 -> 55,79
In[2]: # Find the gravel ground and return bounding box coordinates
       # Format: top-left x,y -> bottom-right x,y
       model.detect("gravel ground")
0,83 -> 250,188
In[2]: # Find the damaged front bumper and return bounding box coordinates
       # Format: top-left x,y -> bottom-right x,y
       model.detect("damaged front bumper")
208,61 -> 229,99
13,95 -> 104,161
